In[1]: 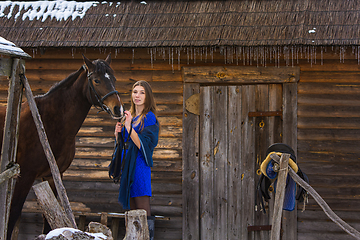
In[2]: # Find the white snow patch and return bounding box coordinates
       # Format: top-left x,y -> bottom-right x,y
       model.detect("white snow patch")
0,1 -> 101,22
45,227 -> 108,240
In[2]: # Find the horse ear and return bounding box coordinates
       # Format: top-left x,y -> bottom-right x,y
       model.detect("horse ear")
105,53 -> 111,65
82,54 -> 95,71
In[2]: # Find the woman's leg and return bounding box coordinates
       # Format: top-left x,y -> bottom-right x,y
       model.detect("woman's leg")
130,196 -> 151,216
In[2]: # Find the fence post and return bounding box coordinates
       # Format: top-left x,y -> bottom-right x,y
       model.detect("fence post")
270,153 -> 290,240
0,58 -> 23,240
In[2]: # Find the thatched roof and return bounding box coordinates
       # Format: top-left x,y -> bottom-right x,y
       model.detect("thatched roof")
1,0 -> 360,48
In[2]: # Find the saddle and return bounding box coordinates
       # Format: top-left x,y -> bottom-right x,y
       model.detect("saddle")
256,143 -> 309,213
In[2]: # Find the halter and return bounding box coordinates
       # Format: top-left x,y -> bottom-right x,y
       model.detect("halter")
84,65 -> 124,120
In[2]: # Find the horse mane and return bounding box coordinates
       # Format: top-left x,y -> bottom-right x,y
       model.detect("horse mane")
38,58 -> 114,99
39,65 -> 86,98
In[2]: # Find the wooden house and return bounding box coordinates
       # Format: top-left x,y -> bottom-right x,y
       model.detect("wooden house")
1,0 -> 360,239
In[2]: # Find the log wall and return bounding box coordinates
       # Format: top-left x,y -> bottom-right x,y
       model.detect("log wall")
1,46 -> 359,239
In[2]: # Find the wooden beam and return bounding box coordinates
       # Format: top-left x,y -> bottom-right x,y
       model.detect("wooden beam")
20,73 -> 77,229
183,66 -> 300,84
270,153 -> 360,240
0,58 -> 23,240
0,58 -> 12,77
270,153 -> 290,240
32,181 -> 73,229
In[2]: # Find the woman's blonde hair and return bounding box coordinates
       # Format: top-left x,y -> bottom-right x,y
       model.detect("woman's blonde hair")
130,80 -> 158,130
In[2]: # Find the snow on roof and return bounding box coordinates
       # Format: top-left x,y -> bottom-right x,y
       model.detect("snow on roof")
0,1 -> 102,22
0,36 -> 31,58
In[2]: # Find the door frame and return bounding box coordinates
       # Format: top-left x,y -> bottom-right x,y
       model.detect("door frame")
182,66 -> 300,240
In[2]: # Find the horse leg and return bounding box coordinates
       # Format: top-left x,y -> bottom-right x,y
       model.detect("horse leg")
7,172 -> 36,240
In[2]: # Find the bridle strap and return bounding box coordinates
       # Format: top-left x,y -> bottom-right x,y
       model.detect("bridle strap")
85,67 -> 120,114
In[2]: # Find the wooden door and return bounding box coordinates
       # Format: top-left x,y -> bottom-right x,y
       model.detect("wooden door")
182,66 -> 299,240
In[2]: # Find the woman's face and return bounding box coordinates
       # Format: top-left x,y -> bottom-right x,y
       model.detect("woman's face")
132,85 -> 146,107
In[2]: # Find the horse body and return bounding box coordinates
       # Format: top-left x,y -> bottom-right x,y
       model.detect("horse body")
4,54 -> 123,239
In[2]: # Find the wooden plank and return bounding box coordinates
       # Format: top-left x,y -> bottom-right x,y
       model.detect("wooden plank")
270,154 -> 290,240
282,82 -> 298,240
199,86 -> 214,240
240,85 -> 256,240
213,86 -> 228,239
298,140 -> 360,154
298,117 -> 360,129
227,86 -> 242,239
298,104 -> 360,118
298,82 -> 360,95
298,129 -> 360,141
298,94 -> 360,107
182,83 -> 200,240
183,66 -> 299,84
300,71 -> 360,83
0,57 -> 12,77
32,181 -> 73,229
0,58 -> 22,239
254,84 -> 270,240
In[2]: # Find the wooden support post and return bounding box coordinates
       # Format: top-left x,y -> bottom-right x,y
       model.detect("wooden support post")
0,58 -> 23,240
270,153 -> 290,240
32,181 -> 73,229
111,217 -> 120,240
123,210 -> 149,240
270,153 -> 360,240
20,73 -> 77,229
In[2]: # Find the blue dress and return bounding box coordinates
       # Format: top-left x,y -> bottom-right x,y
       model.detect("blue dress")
129,112 -> 157,197
112,111 -> 159,209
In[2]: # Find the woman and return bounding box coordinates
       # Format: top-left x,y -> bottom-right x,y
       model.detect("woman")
111,80 -> 159,239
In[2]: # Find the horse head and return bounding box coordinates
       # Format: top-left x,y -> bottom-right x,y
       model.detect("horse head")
82,54 -> 124,120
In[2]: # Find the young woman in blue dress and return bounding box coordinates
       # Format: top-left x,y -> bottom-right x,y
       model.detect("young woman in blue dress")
114,80 -> 159,239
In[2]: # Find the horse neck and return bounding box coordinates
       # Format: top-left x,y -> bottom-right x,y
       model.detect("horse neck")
38,72 -> 92,137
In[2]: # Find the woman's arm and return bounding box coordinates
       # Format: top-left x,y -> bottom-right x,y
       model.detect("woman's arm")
123,111 -> 141,148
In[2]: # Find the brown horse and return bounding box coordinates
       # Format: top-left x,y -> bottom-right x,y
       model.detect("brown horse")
2,54 -> 123,239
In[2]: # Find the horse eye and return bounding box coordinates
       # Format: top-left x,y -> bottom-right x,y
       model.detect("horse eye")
94,79 -> 101,84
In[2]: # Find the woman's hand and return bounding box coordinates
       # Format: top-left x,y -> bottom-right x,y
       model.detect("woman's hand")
114,121 -> 123,140
124,110 -> 133,130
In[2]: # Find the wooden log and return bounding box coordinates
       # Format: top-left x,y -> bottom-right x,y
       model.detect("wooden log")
32,181 -> 73,229
0,58 -> 23,240
183,66 -> 299,84
20,74 -> 77,228
0,163 -> 19,184
270,153 -> 290,240
270,153 -> 360,240
123,209 -> 149,240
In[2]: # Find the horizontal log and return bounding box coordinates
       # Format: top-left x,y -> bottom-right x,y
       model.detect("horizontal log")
75,136 -> 181,149
183,66 -> 299,83
298,210 -> 360,222
300,71 -> 360,83
298,117 -> 360,130
298,94 -> 360,106
68,158 -> 182,172
298,140 -> 360,154
299,162 -> 360,176
298,221 -> 360,234
300,174 -> 360,188
74,148 -> 181,159
298,129 -> 360,141
298,105 -> 360,118
299,83 -> 360,95
298,232 -> 355,240
298,151 -> 360,164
